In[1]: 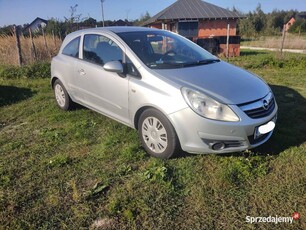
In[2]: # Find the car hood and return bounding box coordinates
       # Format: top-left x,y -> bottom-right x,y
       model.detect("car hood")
154,61 -> 270,105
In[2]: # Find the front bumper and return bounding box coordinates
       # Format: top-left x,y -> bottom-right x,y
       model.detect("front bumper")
168,103 -> 278,154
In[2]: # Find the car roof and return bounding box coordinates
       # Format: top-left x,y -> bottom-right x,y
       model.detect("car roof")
70,26 -> 159,36
61,26 -> 163,52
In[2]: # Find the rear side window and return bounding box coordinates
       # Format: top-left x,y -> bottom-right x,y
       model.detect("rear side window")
62,37 -> 80,58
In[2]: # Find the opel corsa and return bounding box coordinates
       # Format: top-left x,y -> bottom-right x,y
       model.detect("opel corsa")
51,27 -> 277,158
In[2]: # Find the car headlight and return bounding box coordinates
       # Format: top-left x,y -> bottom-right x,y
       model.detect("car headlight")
181,87 -> 239,122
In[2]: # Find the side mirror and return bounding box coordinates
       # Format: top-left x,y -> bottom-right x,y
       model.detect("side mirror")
103,61 -> 124,74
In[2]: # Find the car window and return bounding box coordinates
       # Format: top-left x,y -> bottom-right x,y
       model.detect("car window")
117,31 -> 217,69
83,34 -> 123,66
62,36 -> 80,58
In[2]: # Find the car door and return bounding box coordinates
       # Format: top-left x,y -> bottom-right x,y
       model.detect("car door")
73,33 -> 130,125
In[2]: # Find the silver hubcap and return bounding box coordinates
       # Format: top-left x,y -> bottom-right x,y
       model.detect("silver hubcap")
55,84 -> 66,107
142,117 -> 168,154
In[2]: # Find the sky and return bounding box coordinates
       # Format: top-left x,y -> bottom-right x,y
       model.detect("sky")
0,0 -> 306,27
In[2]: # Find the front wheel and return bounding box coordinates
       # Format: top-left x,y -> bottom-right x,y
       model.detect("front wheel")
138,108 -> 180,159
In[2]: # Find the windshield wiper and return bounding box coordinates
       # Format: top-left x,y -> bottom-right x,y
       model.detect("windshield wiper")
183,59 -> 220,67
148,61 -> 185,69
148,59 -> 220,69
198,59 -> 220,64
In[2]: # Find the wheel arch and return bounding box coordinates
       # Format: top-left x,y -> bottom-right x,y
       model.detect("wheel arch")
133,105 -> 177,132
51,76 -> 59,89
134,106 -> 154,130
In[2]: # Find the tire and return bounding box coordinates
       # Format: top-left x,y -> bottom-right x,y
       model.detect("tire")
53,79 -> 74,111
138,108 -> 180,159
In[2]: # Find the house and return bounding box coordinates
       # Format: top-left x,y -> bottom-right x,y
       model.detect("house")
285,12 -> 306,32
298,11 -> 306,19
143,0 -> 243,56
284,17 -> 295,32
111,19 -> 132,27
23,17 -> 48,33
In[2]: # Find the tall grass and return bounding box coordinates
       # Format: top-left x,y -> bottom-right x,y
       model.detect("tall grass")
242,34 -> 306,50
0,34 -> 61,66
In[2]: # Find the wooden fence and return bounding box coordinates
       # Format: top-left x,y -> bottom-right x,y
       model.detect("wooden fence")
0,26 -> 62,66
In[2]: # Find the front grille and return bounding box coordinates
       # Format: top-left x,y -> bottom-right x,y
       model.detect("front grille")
244,98 -> 275,119
239,93 -> 275,119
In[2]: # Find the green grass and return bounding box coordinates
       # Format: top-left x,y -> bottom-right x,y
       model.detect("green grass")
0,50 -> 305,229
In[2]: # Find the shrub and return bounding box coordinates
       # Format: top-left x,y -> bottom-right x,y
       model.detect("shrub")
0,62 -> 50,79
26,62 -> 51,78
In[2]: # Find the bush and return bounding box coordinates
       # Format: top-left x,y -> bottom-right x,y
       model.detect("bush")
0,62 -> 50,79
24,62 -> 51,78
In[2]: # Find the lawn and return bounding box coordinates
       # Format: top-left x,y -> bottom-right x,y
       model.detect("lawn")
0,50 -> 305,229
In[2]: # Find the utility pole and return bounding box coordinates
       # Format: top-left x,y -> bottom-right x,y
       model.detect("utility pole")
100,0 -> 105,27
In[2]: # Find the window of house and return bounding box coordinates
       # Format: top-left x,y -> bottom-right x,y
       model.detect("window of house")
83,34 -> 123,66
62,37 -> 80,58
178,21 -> 198,37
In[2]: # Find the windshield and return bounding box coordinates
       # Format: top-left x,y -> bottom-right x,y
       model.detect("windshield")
117,30 -> 219,69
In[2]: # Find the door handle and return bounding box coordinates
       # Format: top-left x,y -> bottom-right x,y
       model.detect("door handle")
78,69 -> 86,76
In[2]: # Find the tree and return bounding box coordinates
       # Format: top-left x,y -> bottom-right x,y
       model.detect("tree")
252,3 -> 265,34
64,4 -> 82,24
82,17 -> 97,27
45,18 -> 66,38
270,11 -> 285,31
64,4 -> 82,33
237,5 -> 300,37
133,11 -> 151,26
0,25 -> 14,35
239,14 -> 256,37
288,18 -> 306,33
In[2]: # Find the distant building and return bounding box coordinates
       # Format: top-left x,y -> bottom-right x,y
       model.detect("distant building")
298,11 -> 306,19
285,17 -> 295,32
23,17 -> 48,33
143,0 -> 243,56
111,19 -> 132,27
285,12 -> 306,32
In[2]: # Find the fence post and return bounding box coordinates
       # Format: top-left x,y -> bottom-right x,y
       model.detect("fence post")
14,26 -> 23,66
280,24 -> 286,57
29,28 -> 37,62
42,28 -> 51,59
226,22 -> 230,61
52,30 -> 56,47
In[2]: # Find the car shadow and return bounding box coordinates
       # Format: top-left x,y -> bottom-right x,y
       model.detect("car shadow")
0,85 -> 35,107
252,84 -> 306,155
174,84 -> 306,159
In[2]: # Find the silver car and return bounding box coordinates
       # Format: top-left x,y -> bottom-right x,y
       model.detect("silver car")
51,26 -> 277,158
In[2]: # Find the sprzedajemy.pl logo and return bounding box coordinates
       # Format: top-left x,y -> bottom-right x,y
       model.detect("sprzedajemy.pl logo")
246,212 -> 300,224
